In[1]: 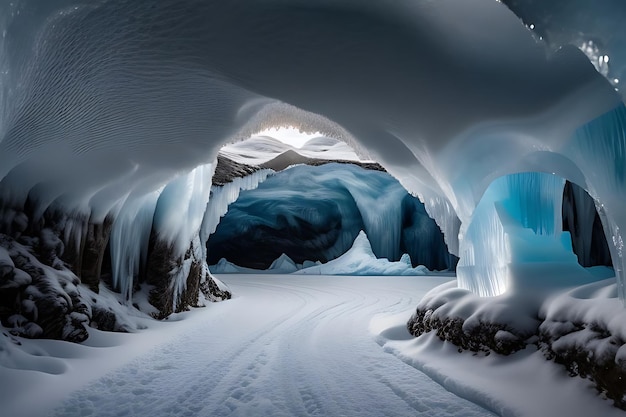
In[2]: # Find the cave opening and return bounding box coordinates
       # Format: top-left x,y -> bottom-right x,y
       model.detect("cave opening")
207,131 -> 456,275
457,171 -> 615,297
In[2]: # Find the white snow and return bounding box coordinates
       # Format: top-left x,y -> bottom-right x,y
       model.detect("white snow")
1,275 -> 494,417
210,231 -> 433,276
220,135 -> 366,165
376,329 -> 625,417
1,275 -> 622,417
294,231 -> 430,276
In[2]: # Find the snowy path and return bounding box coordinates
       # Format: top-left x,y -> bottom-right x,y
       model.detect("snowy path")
50,275 -> 494,417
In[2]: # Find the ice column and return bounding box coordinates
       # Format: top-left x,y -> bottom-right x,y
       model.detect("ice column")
457,172 -> 567,296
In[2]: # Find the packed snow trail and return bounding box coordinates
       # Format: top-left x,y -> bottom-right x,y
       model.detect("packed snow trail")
51,275 -> 494,417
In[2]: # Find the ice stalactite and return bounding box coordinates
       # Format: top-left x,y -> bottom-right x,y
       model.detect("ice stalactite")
564,104 -> 626,301
200,169 -> 273,247
419,192 -> 461,258
150,163 -> 215,313
109,191 -> 160,302
457,172 -> 572,296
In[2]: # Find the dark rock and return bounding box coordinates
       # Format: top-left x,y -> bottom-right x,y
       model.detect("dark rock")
212,155 -> 261,186
200,274 -> 231,302
0,234 -> 89,342
407,308 -> 526,355
539,321 -> 626,410
146,237 -> 207,319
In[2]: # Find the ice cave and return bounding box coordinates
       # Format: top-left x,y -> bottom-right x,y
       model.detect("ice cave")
1,0 -> 626,416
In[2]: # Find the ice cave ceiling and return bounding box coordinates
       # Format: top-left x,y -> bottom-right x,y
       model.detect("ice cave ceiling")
0,0 -> 626,320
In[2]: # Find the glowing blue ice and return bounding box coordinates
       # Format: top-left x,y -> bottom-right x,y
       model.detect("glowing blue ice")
457,172 -> 571,296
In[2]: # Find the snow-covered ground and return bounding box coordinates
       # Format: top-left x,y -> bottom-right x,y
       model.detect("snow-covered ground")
2,275 -> 490,417
2,274 -> 622,417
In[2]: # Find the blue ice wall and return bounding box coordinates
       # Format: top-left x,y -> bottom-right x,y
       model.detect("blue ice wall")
208,163 -> 453,270
563,104 -> 626,300
457,172 -> 571,296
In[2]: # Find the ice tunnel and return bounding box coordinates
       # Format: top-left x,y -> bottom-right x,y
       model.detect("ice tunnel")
207,163 -> 454,271
0,0 -> 625,340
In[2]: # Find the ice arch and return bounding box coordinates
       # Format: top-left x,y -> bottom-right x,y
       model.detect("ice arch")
0,0 -> 625,316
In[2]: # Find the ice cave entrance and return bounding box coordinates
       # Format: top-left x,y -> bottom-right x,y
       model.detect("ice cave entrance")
207,131 -> 457,276
457,171 -> 614,297
207,135 -> 613,285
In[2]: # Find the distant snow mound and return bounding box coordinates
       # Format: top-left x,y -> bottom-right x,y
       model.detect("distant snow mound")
302,136 -> 339,146
210,253 -> 303,274
268,253 -> 299,273
209,232 -> 429,276
294,231 -> 429,276
260,149 -> 313,171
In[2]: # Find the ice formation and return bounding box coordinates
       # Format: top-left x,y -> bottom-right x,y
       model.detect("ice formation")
457,172 -> 575,296
0,0 -> 625,325
210,231 -> 430,276
294,231 -> 430,276
208,163 -> 452,271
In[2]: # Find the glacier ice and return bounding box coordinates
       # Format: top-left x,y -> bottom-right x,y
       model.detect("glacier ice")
208,163 -> 453,271
457,172 -> 573,296
0,0 -> 624,318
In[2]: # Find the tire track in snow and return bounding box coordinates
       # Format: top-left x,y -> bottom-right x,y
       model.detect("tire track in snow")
51,275 -> 495,417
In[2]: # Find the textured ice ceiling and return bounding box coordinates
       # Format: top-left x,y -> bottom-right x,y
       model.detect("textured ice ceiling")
0,0 -> 625,298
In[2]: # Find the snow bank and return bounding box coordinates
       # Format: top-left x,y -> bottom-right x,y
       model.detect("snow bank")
295,231 -> 429,276
211,230 -> 431,276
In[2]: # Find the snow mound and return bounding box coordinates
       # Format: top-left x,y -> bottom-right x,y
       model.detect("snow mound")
295,231 -> 429,276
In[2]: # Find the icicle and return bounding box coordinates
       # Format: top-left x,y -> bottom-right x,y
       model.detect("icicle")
109,191 -> 160,301
149,163 -> 215,310
200,169 -> 273,242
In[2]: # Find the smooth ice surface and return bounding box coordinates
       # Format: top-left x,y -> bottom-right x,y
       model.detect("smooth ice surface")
1,276 -> 494,417
501,0 -> 626,96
